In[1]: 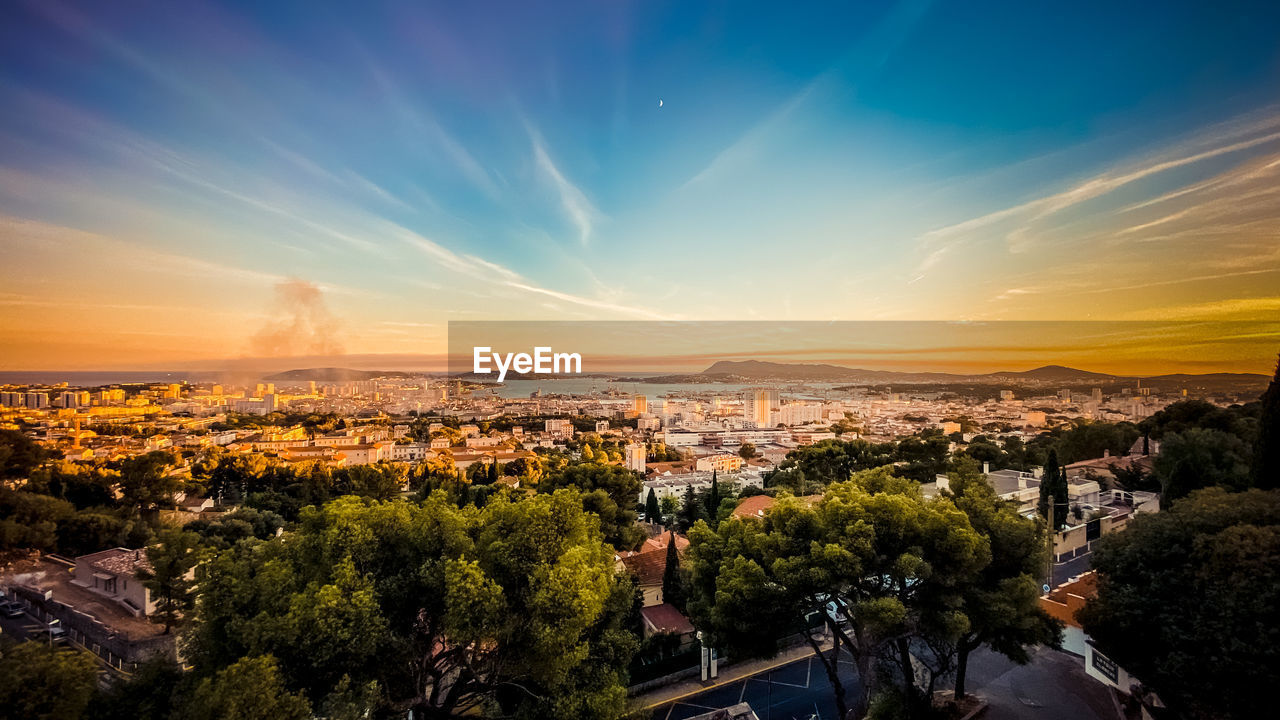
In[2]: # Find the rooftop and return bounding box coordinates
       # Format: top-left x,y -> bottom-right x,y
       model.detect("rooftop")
77,547 -> 152,577
640,602 -> 695,635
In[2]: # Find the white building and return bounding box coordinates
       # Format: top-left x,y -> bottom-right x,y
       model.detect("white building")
625,443 -> 646,473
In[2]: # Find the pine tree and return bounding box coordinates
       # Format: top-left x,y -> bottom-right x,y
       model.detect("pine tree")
661,530 -> 684,610
645,487 -> 660,523
489,458 -> 499,484
706,470 -> 720,520
677,484 -> 704,531
1253,355 -> 1280,490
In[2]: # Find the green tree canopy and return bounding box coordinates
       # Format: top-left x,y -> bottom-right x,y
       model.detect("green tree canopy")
1080,488 -> 1280,720
943,458 -> 1061,699
138,528 -> 202,633
686,466 -> 989,719
0,641 -> 99,720
1251,356 -> 1279,490
186,655 -> 310,720
187,490 -> 638,719
540,463 -> 644,549
0,428 -> 48,480
1154,428 -> 1252,506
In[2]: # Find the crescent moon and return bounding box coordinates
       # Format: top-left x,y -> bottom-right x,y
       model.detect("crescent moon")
658,99 -> 663,108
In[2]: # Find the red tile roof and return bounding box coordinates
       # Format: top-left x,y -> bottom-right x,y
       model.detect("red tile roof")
641,602 -> 695,635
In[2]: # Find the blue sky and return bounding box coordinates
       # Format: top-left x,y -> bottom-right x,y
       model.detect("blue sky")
1,0 -> 1278,368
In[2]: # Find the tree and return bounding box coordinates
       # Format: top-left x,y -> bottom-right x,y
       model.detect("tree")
659,495 -> 679,525
187,656 -> 311,720
767,439 -> 896,491
1252,355 -> 1279,490
686,466 -> 988,720
676,484 -> 705,531
944,459 -> 1061,699
1155,428 -> 1251,506
119,451 -> 184,513
137,528 -> 201,633
644,488 -> 660,523
1037,450 -> 1067,530
737,442 -> 756,461
1079,488 -> 1280,720
0,428 -> 48,480
188,491 -> 638,718
90,656 -> 185,720
539,463 -> 644,549
0,641 -> 99,720
660,530 -> 684,611
705,470 -> 720,522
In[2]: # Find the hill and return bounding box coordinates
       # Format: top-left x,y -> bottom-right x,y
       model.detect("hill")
263,368 -> 416,382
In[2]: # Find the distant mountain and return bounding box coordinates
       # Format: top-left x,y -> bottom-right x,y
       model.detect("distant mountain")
702,360 -> 876,380
986,365 -> 1119,382
699,360 -> 1268,388
264,368 -> 417,382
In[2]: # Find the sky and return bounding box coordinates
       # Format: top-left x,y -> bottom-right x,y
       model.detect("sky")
1,0 -> 1278,372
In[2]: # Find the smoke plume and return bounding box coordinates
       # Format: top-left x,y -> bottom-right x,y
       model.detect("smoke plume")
251,279 -> 345,357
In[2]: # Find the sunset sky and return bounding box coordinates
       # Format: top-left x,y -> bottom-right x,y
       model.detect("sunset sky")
1,0 -> 1278,372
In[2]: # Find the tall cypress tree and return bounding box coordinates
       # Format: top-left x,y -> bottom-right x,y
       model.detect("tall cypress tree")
1038,449 -> 1060,527
1055,465 -> 1069,530
706,470 -> 720,519
678,483 -> 705,531
1253,355 -> 1280,490
661,530 -> 684,610
645,487 -> 660,523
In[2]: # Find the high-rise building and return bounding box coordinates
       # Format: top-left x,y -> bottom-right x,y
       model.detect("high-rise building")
633,394 -> 648,415
744,388 -> 779,427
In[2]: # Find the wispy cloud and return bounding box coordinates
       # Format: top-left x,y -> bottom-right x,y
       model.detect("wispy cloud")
392,221 -> 665,319
361,59 -> 501,200
0,214 -> 291,287
916,110 -> 1280,268
529,128 -> 601,246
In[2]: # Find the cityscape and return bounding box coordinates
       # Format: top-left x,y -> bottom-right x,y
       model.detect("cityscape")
2,2 -> 1279,720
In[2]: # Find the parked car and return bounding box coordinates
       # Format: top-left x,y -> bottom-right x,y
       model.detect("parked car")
0,601 -> 25,619
35,624 -> 68,643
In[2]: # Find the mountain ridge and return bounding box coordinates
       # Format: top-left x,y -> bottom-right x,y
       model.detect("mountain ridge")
700,360 -> 1268,384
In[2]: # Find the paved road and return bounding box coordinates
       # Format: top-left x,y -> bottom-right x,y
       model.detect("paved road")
1051,553 -> 1093,587
648,646 -> 1113,720
650,651 -> 860,720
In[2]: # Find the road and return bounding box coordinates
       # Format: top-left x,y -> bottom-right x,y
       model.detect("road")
649,650 -> 860,720
648,646 -> 1114,720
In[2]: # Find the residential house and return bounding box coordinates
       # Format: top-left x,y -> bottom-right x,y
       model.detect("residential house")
71,548 -> 154,617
